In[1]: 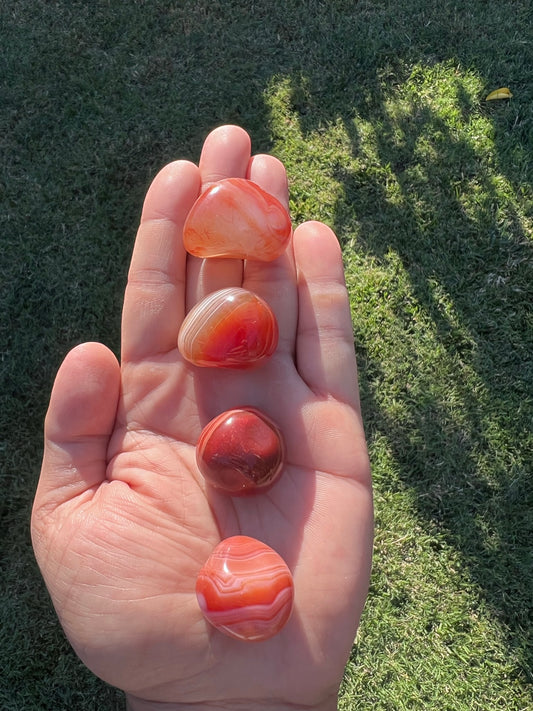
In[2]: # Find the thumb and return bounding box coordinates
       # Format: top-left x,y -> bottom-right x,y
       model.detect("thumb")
32,342 -> 120,517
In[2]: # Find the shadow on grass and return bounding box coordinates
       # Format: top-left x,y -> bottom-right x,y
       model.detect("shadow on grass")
349,119 -> 532,675
267,2 -> 532,685
1,0 -> 531,707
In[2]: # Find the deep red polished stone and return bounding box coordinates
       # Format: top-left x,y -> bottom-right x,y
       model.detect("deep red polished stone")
197,408 -> 284,494
177,287 -> 278,368
196,535 -> 294,642
183,177 -> 292,262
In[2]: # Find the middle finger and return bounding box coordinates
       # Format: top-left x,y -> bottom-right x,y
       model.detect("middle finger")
185,125 -> 251,308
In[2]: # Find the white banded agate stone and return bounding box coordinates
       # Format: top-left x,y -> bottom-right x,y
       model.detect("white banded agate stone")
177,287 -> 278,368
196,535 -> 294,641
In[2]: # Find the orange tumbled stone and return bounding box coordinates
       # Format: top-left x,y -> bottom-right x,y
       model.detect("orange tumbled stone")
183,177 -> 292,261
196,536 -> 294,641
196,408 -> 284,494
177,287 -> 278,368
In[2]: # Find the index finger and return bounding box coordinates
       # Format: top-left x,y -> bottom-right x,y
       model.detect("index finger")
121,159 -> 201,363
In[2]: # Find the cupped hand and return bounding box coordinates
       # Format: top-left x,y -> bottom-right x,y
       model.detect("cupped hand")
31,125 -> 373,711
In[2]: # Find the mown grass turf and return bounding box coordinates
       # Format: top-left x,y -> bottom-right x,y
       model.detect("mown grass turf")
1,1 -> 531,709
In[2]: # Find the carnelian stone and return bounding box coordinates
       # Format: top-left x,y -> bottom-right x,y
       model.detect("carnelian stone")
197,408 -> 284,494
183,177 -> 292,262
196,536 -> 294,642
177,287 -> 278,368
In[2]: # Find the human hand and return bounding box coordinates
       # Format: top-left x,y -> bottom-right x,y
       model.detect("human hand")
31,125 -> 373,711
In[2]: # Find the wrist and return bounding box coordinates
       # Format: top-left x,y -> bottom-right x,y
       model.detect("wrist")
126,693 -> 338,711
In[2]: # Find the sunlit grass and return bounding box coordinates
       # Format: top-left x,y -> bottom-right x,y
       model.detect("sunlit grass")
265,58 -> 532,709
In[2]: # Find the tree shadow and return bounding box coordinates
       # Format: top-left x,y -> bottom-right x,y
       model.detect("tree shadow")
267,6 -> 532,683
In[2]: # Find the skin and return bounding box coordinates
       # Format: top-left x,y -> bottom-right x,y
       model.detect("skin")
31,125 -> 373,711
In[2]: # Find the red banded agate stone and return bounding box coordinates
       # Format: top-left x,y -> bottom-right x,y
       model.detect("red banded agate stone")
197,408 -> 284,494
183,177 -> 292,262
177,287 -> 278,368
196,536 -> 294,641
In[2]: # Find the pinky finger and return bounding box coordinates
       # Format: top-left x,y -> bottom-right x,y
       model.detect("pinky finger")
294,221 -> 361,410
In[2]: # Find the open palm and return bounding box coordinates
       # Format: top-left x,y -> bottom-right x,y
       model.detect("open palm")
31,126 -> 373,711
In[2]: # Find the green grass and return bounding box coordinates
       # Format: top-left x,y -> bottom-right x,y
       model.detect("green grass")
1,1 -> 532,709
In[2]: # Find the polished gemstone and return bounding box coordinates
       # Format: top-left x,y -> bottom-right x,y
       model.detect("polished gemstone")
197,408 -> 284,494
178,287 -> 278,368
183,177 -> 292,262
196,535 -> 294,641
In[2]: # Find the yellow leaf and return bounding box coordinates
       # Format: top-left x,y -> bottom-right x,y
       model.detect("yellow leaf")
486,87 -> 513,100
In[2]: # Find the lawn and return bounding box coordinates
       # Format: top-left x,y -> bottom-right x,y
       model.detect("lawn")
1,1 -> 532,709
